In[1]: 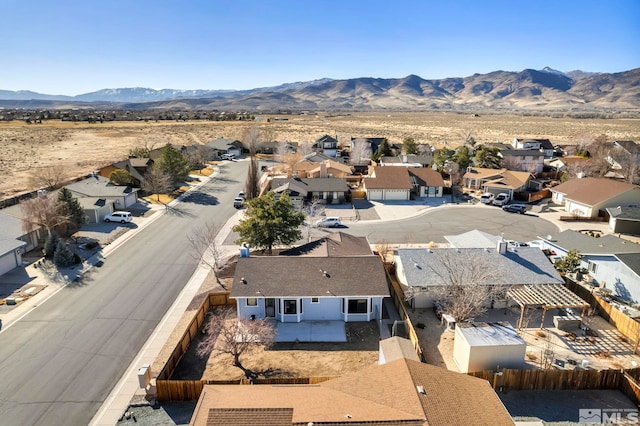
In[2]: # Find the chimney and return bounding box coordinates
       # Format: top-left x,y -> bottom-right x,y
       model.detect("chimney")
240,242 -> 250,258
577,171 -> 584,179
497,239 -> 508,255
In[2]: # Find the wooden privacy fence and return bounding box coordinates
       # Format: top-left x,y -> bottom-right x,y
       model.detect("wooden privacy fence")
384,263 -> 425,361
469,367 -> 640,405
565,278 -> 640,352
156,291 -> 235,382
157,377 -> 337,402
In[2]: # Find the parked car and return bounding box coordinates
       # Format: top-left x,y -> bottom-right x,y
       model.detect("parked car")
502,204 -> 527,214
492,193 -> 510,206
104,211 -> 132,223
233,197 -> 244,209
221,153 -> 235,160
237,191 -> 245,199
480,193 -> 495,204
315,217 -> 342,228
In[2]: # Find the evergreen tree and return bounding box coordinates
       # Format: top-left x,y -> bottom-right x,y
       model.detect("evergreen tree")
403,137 -> 419,155
53,240 -> 75,267
232,192 -> 305,255
109,169 -> 132,185
43,231 -> 60,258
433,148 -> 454,171
452,146 -> 472,171
554,249 -> 582,274
156,143 -> 190,183
474,145 -> 502,169
57,187 -> 86,234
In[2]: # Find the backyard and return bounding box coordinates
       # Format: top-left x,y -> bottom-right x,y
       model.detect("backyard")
408,305 -> 640,372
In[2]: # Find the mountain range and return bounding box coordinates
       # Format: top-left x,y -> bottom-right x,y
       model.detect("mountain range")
1,68 -> 638,111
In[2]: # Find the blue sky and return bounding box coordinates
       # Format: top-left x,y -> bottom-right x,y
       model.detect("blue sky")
1,0 -> 638,95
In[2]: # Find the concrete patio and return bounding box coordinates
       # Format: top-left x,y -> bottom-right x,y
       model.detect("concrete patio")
274,320 -> 347,342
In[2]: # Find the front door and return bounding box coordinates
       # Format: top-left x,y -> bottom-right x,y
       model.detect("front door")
265,298 -> 275,317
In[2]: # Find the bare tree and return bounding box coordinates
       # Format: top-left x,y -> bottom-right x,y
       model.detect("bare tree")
187,222 -> 224,285
20,191 -> 69,237
186,144 -> 213,173
196,306 -> 276,378
28,165 -> 67,191
143,164 -> 173,202
350,138 -> 372,165
297,139 -> 315,156
428,250 -> 499,323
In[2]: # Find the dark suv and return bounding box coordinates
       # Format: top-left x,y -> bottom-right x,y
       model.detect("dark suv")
502,204 -> 527,214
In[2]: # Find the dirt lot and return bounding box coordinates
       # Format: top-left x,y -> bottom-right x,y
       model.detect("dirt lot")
2,112 -> 639,199
408,306 -> 640,372
170,319 -> 380,381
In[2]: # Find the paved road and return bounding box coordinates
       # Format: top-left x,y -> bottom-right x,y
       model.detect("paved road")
343,205 -> 559,244
0,161 -> 248,426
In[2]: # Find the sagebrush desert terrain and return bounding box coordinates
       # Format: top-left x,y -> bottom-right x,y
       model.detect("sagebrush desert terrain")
1,112 -> 639,199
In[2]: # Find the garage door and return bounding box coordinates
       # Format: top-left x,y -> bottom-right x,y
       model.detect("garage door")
367,189 -> 383,200
384,189 -> 408,200
0,252 -> 18,276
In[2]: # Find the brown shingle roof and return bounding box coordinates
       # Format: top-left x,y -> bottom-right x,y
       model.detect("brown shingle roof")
483,170 -> 532,190
463,167 -> 506,180
206,408 -> 293,425
408,168 -> 445,187
365,167 -> 413,189
550,177 -> 638,206
190,357 -> 514,426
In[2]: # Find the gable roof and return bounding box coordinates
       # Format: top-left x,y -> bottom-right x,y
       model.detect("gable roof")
308,159 -> 353,175
315,134 -> 338,144
396,247 -> 564,288
550,177 -> 638,206
444,230 -> 502,248
279,232 -> 372,257
515,138 -> 554,150
190,357 -> 513,426
365,166 -> 413,190
540,230 -> 640,255
271,177 -> 350,195
606,206 -> 640,222
463,167 -> 507,180
65,175 -> 138,198
483,170 -> 532,190
613,140 -> 639,155
230,256 -> 389,298
408,168 -> 445,187
616,253 -> 640,278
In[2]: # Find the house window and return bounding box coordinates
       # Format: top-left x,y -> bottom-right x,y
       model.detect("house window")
311,297 -> 319,303
347,299 -> 368,314
284,299 -> 298,315
588,261 -> 598,274
246,298 -> 257,306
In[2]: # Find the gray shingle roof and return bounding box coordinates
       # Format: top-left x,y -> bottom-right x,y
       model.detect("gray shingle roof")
540,230 -> 640,255
616,254 -> 640,277
279,232 -> 372,257
230,256 -> 390,298
396,247 -> 564,288
65,176 -> 138,198
606,206 -> 640,221
500,149 -> 545,157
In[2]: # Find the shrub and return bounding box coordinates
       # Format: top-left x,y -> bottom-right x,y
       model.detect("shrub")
535,330 -> 547,338
53,240 -> 75,267
43,232 -> 60,258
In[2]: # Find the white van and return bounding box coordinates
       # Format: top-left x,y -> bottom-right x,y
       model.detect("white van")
315,217 -> 341,228
480,193 -> 495,204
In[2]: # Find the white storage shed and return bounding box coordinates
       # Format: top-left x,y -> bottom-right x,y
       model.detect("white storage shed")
453,322 -> 526,373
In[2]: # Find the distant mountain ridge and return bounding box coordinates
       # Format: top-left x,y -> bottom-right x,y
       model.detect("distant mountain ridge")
1,68 -> 638,111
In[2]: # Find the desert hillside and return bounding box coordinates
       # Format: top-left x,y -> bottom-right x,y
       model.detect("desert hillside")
2,112 -> 639,200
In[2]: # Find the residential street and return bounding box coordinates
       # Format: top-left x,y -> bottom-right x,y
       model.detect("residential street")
0,161 -> 248,426
343,204 -> 560,244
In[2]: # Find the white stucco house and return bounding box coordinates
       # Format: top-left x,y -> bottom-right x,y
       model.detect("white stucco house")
65,175 -> 140,212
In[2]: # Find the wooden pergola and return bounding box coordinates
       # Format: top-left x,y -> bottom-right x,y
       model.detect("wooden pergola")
507,284 -> 590,329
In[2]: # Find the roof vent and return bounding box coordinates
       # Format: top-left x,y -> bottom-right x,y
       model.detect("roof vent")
241,277 -> 247,285
416,385 -> 426,395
